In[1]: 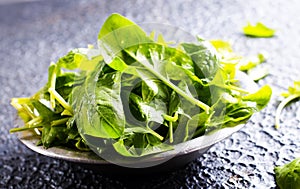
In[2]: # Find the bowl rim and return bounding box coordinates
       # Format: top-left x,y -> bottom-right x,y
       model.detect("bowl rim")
18,122 -> 244,165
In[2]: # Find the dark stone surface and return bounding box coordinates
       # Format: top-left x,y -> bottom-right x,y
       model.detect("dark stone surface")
1,0 -> 300,188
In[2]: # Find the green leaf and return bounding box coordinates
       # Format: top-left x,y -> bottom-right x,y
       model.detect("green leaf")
57,48 -> 102,71
209,104 -> 254,130
113,138 -> 173,157
42,125 -> 69,148
210,39 -> 269,82
57,51 -> 81,70
186,112 -> 209,139
77,64 -> 125,139
210,39 -> 233,53
242,85 -> 272,110
112,139 -> 136,157
129,93 -> 166,124
181,42 -> 219,81
30,100 -> 59,121
282,81 -> 300,97
107,56 -> 128,71
98,13 -> 152,62
141,80 -> 158,103
243,22 -> 275,38
274,158 -> 300,189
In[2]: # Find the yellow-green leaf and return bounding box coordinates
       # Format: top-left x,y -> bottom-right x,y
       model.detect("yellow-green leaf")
243,22 -> 275,37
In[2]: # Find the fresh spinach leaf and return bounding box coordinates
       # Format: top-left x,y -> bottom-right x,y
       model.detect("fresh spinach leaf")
242,85 -> 272,110
274,158 -> 300,189
181,42 -> 219,82
243,22 -> 275,37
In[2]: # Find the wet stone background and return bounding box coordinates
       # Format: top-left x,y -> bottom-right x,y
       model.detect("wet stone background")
1,0 -> 300,188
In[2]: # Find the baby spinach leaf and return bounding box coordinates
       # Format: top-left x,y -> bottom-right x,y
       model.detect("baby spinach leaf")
57,48 -> 102,71
187,112 -> 209,139
141,80 -> 158,103
242,85 -> 272,110
113,138 -> 173,157
274,158 -> 300,189
129,93 -> 166,124
77,63 -> 125,139
98,13 -> 152,62
181,42 -> 219,82
243,22 -> 275,37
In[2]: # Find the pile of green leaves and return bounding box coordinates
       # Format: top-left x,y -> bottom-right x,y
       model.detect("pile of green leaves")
10,13 -> 272,157
10,47 -> 102,150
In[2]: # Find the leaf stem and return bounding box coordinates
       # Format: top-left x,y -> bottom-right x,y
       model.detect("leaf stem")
25,116 -> 43,127
158,74 -> 210,113
48,88 -> 73,115
11,98 -> 36,119
10,116 -> 43,133
10,125 -> 43,133
51,117 -> 70,127
10,98 -> 25,110
22,104 -> 36,119
214,84 -> 250,94
275,94 -> 300,129
125,49 -> 211,114
163,112 -> 178,122
49,63 -> 57,109
169,121 -> 173,143
147,127 -> 164,141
